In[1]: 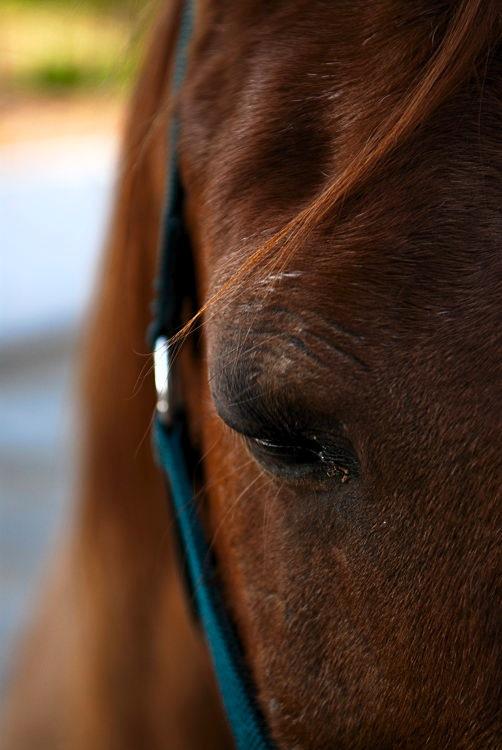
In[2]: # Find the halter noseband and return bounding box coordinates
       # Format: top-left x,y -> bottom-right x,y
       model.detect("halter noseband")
149,3 -> 275,748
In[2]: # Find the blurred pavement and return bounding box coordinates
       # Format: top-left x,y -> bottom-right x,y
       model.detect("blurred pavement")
0,131 -> 118,688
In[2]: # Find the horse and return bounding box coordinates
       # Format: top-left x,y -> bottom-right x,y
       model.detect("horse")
3,0 -> 501,747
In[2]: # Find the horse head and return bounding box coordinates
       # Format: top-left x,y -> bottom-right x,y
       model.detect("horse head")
174,1 -> 500,746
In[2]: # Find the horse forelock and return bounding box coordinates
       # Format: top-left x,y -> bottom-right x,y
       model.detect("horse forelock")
174,0 -> 500,341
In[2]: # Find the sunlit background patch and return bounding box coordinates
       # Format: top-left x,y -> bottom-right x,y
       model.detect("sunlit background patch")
0,0 -> 147,690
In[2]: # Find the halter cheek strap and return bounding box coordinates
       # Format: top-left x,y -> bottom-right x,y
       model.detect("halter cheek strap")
149,3 -> 275,748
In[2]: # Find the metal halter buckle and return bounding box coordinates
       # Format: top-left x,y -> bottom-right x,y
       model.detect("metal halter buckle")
153,336 -> 173,425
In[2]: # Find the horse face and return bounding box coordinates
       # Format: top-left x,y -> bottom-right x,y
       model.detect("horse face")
179,2 -> 500,746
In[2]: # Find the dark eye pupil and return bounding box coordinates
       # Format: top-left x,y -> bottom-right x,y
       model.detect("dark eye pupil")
253,437 -> 319,465
248,435 -> 357,483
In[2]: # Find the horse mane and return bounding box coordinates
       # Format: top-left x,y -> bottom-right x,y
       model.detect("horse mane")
73,1 -> 228,744
174,0 -> 499,343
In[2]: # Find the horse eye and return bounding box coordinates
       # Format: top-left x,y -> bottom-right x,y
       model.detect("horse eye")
245,435 -> 358,484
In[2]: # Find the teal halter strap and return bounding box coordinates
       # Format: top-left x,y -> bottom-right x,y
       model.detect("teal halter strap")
150,3 -> 275,748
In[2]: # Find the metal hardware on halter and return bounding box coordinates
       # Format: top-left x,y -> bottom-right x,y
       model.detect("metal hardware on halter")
149,0 -> 275,745
154,336 -> 172,424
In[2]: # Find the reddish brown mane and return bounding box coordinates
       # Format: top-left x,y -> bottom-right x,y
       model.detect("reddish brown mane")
3,3 -> 230,747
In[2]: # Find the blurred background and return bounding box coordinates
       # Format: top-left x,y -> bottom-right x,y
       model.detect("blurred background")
0,0 -> 152,691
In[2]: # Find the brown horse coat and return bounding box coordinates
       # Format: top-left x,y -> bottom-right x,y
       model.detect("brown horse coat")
3,1 -> 501,748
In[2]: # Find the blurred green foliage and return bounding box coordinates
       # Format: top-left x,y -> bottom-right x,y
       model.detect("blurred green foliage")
2,0 -> 154,95
5,0 -> 146,14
